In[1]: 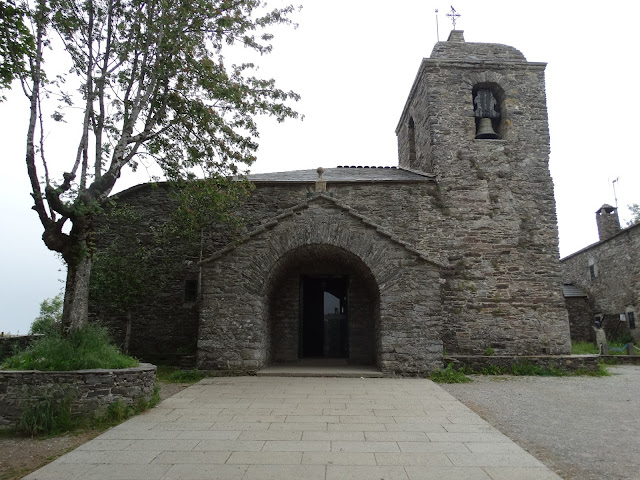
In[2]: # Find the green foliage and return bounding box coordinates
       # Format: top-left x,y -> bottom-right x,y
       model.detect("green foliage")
16,386 -> 161,436
169,178 -> 253,242
0,0 -> 34,94
17,394 -> 73,436
429,363 -> 471,384
571,341 -> 599,355
156,365 -> 206,384
626,203 -> 640,227
457,359 -> 610,377
2,324 -> 138,371
21,0 -> 301,331
29,294 -> 63,335
484,347 -> 495,356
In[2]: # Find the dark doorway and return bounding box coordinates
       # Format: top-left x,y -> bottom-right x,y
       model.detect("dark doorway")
300,276 -> 348,358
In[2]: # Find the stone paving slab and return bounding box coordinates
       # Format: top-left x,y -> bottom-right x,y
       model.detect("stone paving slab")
24,377 -> 561,479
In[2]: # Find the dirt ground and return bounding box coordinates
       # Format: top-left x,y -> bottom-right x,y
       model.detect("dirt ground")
0,382 -> 189,480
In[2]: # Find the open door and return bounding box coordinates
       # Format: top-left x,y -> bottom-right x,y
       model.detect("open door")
300,276 -> 348,358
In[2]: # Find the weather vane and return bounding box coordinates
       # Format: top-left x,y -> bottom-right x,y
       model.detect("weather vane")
446,6 -> 460,29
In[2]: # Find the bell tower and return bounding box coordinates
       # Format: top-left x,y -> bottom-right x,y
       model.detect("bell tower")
396,31 -> 570,356
396,29 -> 549,175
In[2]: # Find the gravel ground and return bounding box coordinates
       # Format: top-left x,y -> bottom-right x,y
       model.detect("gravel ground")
441,365 -> 640,480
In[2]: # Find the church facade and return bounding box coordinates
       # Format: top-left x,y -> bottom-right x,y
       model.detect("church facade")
96,31 -> 571,375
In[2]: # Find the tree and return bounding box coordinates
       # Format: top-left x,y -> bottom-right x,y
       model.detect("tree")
29,294 -> 63,335
20,0 -> 301,332
0,0 -> 34,95
627,203 -> 640,227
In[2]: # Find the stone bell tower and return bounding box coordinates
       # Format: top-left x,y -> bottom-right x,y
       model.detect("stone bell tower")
396,30 -> 571,356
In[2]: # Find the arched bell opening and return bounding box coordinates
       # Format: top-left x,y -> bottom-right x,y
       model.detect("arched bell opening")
265,244 -> 380,367
472,82 -> 506,139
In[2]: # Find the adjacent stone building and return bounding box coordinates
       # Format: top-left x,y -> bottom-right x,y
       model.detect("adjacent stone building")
561,205 -> 639,341
93,31 -> 572,374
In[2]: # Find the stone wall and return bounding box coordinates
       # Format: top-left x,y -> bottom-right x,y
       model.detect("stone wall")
0,364 -> 156,426
90,184 -> 201,366
561,224 -> 640,341
565,297 -> 595,343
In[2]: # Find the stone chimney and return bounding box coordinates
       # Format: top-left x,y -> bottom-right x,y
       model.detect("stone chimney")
447,30 -> 465,42
595,204 -> 621,241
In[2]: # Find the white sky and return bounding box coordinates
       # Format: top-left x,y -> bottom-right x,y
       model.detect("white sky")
1,0 -> 639,334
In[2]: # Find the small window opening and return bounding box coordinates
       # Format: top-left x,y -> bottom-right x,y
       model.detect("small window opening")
627,311 -> 636,329
588,258 -> 596,280
408,117 -> 416,165
184,279 -> 198,302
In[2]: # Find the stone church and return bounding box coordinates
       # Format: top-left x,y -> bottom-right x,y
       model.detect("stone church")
95,31 -> 572,375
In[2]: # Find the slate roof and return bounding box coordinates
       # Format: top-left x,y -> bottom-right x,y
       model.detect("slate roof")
247,166 -> 435,183
562,284 -> 588,298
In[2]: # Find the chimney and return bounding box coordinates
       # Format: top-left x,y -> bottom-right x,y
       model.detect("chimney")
447,30 -> 465,43
595,204 -> 621,241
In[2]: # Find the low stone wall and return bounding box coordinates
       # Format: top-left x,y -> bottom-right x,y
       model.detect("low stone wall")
446,355 -> 601,373
0,363 -> 156,426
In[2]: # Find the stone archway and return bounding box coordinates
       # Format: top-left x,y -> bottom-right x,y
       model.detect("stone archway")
266,244 -> 380,366
197,196 -> 444,375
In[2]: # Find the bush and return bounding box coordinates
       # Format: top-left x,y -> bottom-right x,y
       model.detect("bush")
429,363 -> 471,383
2,324 -> 138,371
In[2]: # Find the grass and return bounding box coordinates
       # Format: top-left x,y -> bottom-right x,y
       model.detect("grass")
156,365 -> 206,384
571,341 -> 599,355
455,360 -> 611,378
2,324 -> 138,371
571,340 -> 634,356
429,363 -> 471,383
14,386 -> 161,436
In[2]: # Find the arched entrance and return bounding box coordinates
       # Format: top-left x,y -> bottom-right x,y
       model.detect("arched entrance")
266,244 -> 380,366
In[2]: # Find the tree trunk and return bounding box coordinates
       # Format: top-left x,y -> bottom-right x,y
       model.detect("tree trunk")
62,255 -> 92,333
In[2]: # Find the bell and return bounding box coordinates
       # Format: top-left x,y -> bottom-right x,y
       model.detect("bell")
475,117 -> 498,139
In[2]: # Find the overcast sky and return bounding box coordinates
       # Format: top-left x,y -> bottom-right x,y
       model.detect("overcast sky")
1,0 -> 639,334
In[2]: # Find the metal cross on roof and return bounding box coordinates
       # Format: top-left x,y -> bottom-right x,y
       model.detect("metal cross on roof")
446,6 -> 460,29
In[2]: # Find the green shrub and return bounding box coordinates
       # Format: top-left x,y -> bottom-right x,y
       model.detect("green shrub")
107,400 -> 131,422
429,363 -> 471,384
2,324 -> 138,371
17,395 -> 73,436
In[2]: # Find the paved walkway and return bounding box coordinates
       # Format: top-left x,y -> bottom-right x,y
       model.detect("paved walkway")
25,377 -> 561,480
